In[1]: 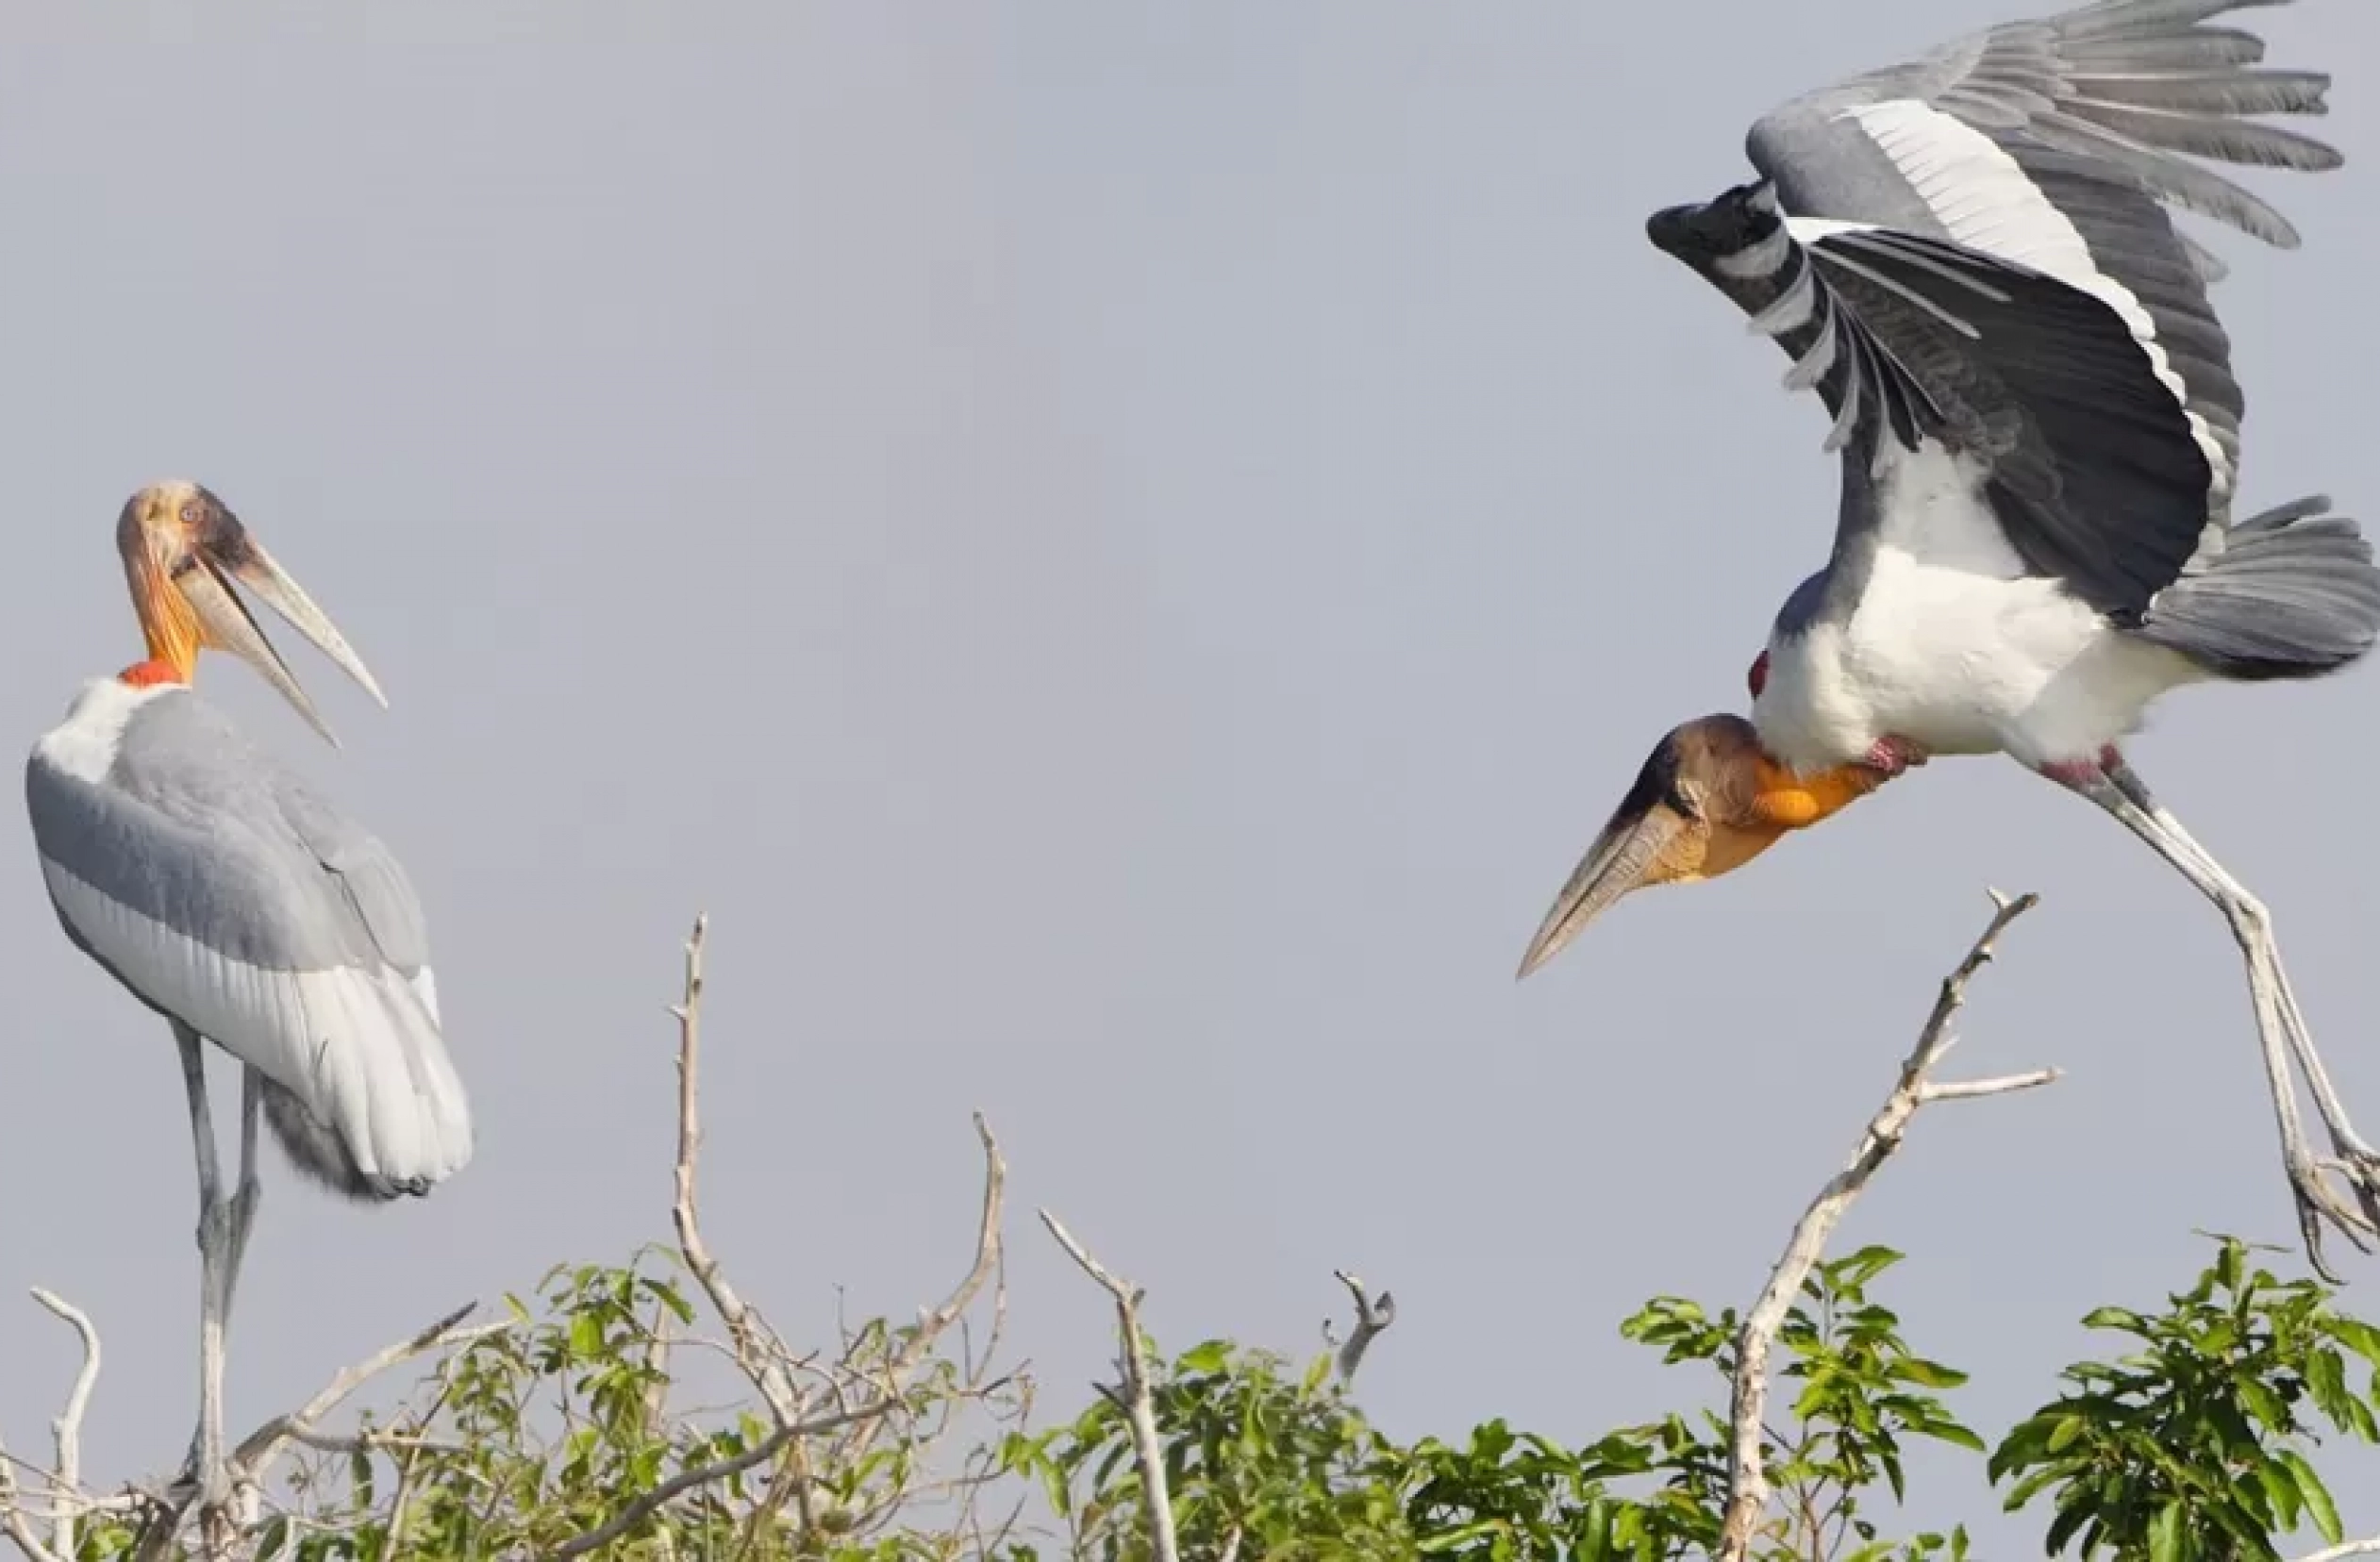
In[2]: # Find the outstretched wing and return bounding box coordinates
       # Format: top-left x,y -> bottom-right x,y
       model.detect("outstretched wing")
1743,0 -> 2341,516
1648,183 -> 2211,619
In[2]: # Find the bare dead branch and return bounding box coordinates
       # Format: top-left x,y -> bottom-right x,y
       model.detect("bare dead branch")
1917,1071 -> 2060,1104
1040,1209 -> 1179,1562
1324,1270 -> 1396,1385
834,1113 -> 1007,1468
550,1397 -> 903,1560
280,1427 -> 472,1458
115,1304 -> 501,1560
1719,889 -> 2055,1562
114,1298 -> 507,1560
670,913 -> 805,1427
230,1302 -> 494,1478
0,1454 -> 63,1562
26,1290 -> 97,1561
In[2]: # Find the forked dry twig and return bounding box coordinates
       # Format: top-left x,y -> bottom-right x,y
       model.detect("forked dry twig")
1719,889 -> 2057,1562
1040,1210 -> 1180,1562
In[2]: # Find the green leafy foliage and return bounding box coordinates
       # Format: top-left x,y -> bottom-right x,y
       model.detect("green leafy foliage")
1004,1338 -> 1408,1560
1006,1248 -> 1979,1562
13,1235 -> 2378,1560
1991,1236 -> 2380,1561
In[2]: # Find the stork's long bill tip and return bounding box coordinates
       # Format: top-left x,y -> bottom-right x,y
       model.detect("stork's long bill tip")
1515,713 -> 1889,980
118,481 -> 388,740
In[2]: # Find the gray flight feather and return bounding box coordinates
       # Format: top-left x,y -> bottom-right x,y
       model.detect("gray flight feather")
1739,0 -> 2340,513
2137,496 -> 2380,678
1649,186 -> 2212,618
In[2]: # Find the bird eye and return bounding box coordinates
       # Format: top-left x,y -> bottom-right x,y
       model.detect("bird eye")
1747,650 -> 1771,700
179,502 -> 200,527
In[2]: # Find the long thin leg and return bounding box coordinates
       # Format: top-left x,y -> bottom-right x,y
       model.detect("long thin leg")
222,1068 -> 263,1327
2041,760 -> 2375,1277
173,1022 -> 233,1507
2101,756 -> 2380,1221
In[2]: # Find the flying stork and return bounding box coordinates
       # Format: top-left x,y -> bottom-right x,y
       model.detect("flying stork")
23,483 -> 473,1505
1514,0 -> 2380,1274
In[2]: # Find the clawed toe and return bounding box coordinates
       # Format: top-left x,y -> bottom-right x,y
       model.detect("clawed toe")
2289,1156 -> 2378,1282
2329,1144 -> 2380,1238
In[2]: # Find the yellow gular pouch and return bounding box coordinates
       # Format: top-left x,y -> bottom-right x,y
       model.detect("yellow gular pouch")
1749,759 -> 1889,831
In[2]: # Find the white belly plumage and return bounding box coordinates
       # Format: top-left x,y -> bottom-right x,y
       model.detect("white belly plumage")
1750,447 -> 2205,773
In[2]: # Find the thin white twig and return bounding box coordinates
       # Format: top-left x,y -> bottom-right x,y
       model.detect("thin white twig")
1719,889 -> 2052,1562
2297,1537 -> 2380,1562
1325,1271 -> 1396,1384
1040,1209 -> 1179,1562
670,914 -> 803,1425
27,1290 -> 97,1562
281,1426 -> 471,1457
1917,1070 -> 2061,1104
0,1456 -> 63,1562
833,1112 -> 1007,1468
550,1397 -> 902,1559
667,913 -> 822,1541
231,1304 -> 497,1475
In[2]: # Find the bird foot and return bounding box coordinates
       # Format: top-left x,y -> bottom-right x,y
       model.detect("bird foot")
2329,1138 -> 2380,1243
2288,1151 -> 2380,1284
2036,746 -> 2130,793
1861,735 -> 1930,778
175,1430 -> 231,1513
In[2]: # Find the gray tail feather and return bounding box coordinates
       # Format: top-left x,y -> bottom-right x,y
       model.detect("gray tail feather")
261,1079 -> 433,1203
2135,493 -> 2380,680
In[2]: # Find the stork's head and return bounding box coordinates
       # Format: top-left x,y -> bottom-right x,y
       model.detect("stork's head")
1514,713 -> 1886,978
116,480 -> 386,745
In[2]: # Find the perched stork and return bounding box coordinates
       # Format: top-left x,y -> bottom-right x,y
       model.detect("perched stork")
24,483 -> 473,1504
1515,0 -> 2380,1273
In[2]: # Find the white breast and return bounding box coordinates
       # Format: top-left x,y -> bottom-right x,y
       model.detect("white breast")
1753,442 -> 2205,772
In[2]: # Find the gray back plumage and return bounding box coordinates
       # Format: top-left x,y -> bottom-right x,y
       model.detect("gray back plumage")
30,692 -> 429,978
26,685 -> 467,1203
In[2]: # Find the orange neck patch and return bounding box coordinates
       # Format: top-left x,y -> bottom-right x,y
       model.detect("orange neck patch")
119,657 -> 189,688
1748,756 -> 1889,831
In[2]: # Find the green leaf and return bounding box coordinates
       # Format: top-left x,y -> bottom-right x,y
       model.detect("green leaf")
1917,1420 -> 1987,1454
2280,1450 -> 2342,1544
1890,1357 -> 1970,1389
2330,1317 -> 2380,1370
2239,1376 -> 2289,1432
2081,1306 -> 2150,1335
638,1275 -> 697,1325
2148,1500 -> 2183,1562
1833,1245 -> 1906,1288
2307,1347 -> 2353,1421
2253,1458 -> 2299,1529
1177,1340 -> 1233,1375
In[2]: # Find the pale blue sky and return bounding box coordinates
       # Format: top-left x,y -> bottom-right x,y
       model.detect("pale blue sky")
1,1 -> 2376,1550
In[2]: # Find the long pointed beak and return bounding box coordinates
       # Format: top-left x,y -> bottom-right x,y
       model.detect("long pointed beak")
1516,798 -> 1692,980
179,539 -> 386,747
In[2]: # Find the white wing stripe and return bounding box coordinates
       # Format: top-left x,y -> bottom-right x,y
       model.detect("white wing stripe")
1839,97 -> 2231,501
42,855 -> 472,1188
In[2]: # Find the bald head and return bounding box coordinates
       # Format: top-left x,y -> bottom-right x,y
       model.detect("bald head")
1515,713 -> 1889,978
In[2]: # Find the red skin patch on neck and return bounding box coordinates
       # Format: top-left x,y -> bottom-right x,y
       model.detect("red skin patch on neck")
119,658 -> 187,689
